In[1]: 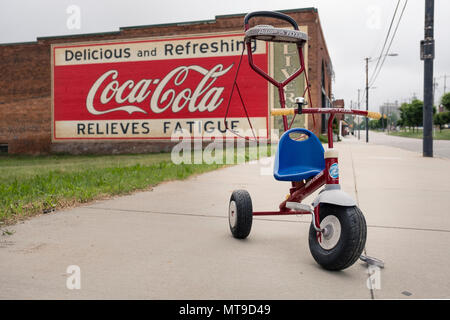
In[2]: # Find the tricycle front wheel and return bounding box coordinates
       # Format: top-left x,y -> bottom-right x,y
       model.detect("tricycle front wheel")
308,204 -> 367,271
229,190 -> 253,239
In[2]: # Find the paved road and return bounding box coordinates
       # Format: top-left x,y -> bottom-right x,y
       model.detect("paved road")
354,130 -> 450,159
1,141 -> 450,299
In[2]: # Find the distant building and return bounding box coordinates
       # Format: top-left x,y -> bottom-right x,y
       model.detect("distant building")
333,99 -> 344,108
332,99 -> 345,122
332,99 -> 347,136
379,101 -> 400,118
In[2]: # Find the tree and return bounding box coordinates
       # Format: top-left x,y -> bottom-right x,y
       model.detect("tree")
409,99 -> 424,131
332,117 -> 338,134
442,92 -> 450,111
399,102 -> 413,131
434,112 -> 450,132
368,119 -> 380,130
380,114 -> 389,130
398,99 -> 435,132
389,112 -> 398,126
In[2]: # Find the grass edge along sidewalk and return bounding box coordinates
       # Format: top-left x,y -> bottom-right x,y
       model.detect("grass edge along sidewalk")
0,147 -> 272,225
388,128 -> 450,140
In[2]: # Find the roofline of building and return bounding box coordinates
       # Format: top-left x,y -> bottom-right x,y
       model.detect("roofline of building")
213,7 -> 318,19
37,30 -> 121,41
121,7 -> 318,30
120,18 -> 216,30
0,7 -> 318,46
0,30 -> 122,46
0,40 -> 38,46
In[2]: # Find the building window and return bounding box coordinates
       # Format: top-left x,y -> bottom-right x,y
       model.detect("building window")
0,144 -> 8,154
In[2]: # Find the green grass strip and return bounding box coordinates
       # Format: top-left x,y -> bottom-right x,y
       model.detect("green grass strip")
0,160 -> 223,223
0,146 -> 275,224
388,128 -> 450,140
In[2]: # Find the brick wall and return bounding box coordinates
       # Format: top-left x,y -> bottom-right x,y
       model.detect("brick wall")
0,8 -> 332,154
0,97 -> 51,154
304,13 -> 333,133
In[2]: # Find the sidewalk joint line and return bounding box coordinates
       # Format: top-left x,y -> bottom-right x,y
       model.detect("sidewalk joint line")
349,146 -> 374,300
84,206 -> 227,219
366,224 -> 450,233
84,206 -> 450,233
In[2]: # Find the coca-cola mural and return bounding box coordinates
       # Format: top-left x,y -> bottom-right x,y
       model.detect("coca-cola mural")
52,33 -> 269,140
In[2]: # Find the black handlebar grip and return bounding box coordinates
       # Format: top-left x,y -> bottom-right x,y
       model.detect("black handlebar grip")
244,11 -> 299,30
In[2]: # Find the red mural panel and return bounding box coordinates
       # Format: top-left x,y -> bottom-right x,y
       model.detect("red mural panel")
52,33 -> 269,140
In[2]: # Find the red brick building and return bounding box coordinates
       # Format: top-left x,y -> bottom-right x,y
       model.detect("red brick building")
0,8 -> 333,154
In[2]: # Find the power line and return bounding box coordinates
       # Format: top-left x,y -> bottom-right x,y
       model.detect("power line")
368,0 -> 401,86
370,0 -> 408,87
369,0 -> 408,88
357,1 -> 407,111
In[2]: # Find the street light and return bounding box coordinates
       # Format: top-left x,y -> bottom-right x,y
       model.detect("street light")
365,53 -> 398,143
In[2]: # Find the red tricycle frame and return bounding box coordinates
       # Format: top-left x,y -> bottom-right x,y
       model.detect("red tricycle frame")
252,108 -> 379,224
227,10 -> 380,270
238,12 -> 381,225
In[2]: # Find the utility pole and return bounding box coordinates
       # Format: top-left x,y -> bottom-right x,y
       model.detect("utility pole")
365,58 -> 369,143
434,75 -> 448,112
433,77 -> 438,107
358,89 -> 361,140
387,111 -> 390,133
444,75 -> 447,94
421,0 -> 434,157
350,100 -> 354,136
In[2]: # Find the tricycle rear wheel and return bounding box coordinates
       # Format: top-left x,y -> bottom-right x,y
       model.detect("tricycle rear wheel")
308,203 -> 367,271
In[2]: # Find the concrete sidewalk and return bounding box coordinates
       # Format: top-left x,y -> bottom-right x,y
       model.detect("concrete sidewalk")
362,130 -> 450,159
1,136 -> 450,299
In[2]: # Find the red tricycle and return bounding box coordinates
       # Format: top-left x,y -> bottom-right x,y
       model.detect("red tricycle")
226,11 -> 381,271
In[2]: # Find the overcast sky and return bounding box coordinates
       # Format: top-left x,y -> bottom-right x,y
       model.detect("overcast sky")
1,0 -> 449,111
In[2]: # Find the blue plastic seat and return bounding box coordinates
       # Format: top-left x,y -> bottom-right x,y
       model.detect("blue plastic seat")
274,128 -> 325,182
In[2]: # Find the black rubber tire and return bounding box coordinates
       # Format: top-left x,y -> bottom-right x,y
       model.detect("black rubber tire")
229,190 -> 253,239
308,203 -> 367,271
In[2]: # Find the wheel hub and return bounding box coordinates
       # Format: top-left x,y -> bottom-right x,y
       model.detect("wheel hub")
319,215 -> 341,250
323,225 -> 333,238
229,200 -> 237,228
